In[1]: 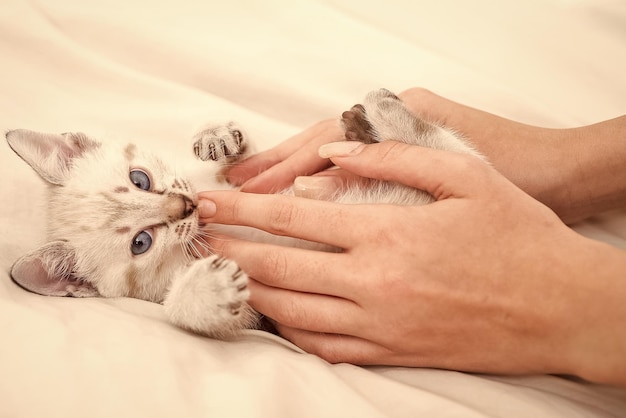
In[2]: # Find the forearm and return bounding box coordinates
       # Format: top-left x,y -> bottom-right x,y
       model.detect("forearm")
399,88 -> 626,223
549,116 -> 626,223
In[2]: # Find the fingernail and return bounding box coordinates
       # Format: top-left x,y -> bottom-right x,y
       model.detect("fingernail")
198,199 -> 217,218
318,141 -> 364,158
293,176 -> 341,199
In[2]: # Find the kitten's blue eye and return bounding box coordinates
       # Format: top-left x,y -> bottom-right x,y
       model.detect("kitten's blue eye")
131,230 -> 153,255
130,169 -> 151,191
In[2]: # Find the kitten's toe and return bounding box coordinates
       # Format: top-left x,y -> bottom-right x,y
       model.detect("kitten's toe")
208,255 -> 250,315
228,301 -> 242,316
341,104 -> 379,144
192,122 -> 249,162
164,255 -> 257,337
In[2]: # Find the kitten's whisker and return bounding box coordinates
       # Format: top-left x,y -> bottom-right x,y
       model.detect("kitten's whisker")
179,238 -> 197,263
190,235 -> 213,258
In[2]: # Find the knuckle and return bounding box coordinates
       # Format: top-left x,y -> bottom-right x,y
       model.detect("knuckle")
222,193 -> 243,223
374,141 -> 409,171
398,87 -> 434,102
267,200 -> 300,236
313,118 -> 336,133
274,299 -> 308,328
454,153 -> 488,175
259,250 -> 289,286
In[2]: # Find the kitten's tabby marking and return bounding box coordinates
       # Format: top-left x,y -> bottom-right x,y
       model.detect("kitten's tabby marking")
6,89 -> 484,338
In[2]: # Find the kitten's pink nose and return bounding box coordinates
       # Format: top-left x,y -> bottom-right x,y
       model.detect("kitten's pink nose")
164,194 -> 196,220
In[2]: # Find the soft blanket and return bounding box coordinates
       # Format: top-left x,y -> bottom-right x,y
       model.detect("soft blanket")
1,1 -> 625,416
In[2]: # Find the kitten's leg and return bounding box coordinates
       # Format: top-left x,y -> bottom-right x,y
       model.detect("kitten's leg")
163,255 -> 258,338
192,122 -> 252,163
335,89 -> 484,206
342,88 -> 482,157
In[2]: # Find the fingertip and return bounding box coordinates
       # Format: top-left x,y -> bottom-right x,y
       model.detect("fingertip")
198,199 -> 217,218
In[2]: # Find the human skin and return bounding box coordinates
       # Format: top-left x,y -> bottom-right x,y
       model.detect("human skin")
198,140 -> 626,386
228,88 -> 626,224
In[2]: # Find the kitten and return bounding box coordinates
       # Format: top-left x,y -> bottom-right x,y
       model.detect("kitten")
6,89 -> 484,338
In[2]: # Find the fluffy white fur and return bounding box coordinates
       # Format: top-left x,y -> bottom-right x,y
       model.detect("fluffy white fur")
6,89 -> 484,338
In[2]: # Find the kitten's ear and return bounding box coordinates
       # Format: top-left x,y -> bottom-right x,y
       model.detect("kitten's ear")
11,241 -> 100,298
5,129 -> 100,185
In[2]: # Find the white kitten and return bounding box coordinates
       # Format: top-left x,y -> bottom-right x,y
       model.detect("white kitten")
6,89 -> 484,338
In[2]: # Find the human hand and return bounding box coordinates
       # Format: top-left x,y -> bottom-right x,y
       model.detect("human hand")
200,140 -> 626,386
228,88 -> 626,223
226,119 -> 343,193
227,88 -> 558,200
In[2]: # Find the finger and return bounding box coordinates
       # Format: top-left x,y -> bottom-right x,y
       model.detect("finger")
292,168 -> 372,200
248,279 -> 362,335
398,87 -> 515,146
227,129 -> 315,186
398,87 -> 463,127
319,141 -> 494,200
240,151 -> 332,193
274,324 -> 395,365
198,190 -> 373,248
206,236 -> 359,298
293,175 -> 342,200
229,120 -> 343,192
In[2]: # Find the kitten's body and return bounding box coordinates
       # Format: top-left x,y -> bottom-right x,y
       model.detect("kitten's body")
7,89 -> 484,338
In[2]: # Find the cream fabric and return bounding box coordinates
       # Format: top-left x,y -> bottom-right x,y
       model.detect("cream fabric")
1,1 -> 625,416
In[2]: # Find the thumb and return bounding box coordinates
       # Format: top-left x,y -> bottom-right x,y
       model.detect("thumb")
318,141 -> 491,200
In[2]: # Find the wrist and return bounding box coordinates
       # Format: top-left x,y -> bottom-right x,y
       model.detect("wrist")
555,235 -> 626,385
549,117 -> 626,223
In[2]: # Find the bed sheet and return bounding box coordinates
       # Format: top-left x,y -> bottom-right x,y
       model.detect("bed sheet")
1,1 -> 625,417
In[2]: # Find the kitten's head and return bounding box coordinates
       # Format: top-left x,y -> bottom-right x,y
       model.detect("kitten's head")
6,129 -> 210,303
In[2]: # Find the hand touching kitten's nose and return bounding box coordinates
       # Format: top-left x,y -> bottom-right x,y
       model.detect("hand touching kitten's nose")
199,140 -> 626,386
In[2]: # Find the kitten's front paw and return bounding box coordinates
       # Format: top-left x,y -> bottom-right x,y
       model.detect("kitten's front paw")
207,256 -> 249,316
192,122 -> 249,162
163,255 -> 257,338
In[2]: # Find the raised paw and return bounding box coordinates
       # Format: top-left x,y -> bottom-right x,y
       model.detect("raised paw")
192,122 -> 249,162
163,254 -> 257,338
209,256 -> 249,315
